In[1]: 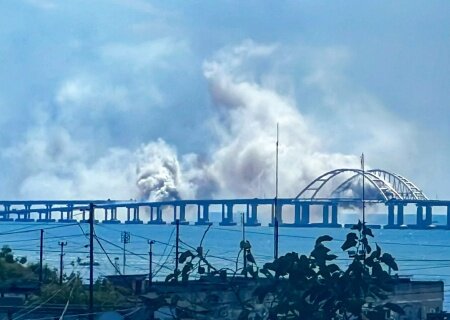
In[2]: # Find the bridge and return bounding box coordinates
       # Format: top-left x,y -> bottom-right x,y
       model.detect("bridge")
1,169 -> 449,229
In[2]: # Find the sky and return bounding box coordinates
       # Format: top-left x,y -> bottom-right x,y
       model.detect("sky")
0,0 -> 449,201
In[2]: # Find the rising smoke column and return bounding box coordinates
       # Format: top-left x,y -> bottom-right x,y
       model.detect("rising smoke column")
135,41 -> 359,201
199,41 -> 359,199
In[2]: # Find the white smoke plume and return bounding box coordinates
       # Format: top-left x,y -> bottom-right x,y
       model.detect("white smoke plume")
7,40 -> 414,205
136,41 -> 359,201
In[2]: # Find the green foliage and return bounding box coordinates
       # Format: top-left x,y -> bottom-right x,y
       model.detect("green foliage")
30,273 -> 133,310
0,246 -> 36,285
157,221 -> 404,319
248,220 -> 404,320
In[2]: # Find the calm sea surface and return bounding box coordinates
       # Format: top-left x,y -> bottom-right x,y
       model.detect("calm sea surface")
1,222 -> 449,308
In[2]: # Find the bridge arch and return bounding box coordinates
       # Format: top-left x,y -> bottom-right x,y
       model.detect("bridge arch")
294,168 -> 427,202
368,169 -> 428,200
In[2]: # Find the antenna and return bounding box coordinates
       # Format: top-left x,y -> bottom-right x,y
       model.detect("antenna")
274,123 -> 280,260
361,153 -> 365,226
361,153 -> 366,264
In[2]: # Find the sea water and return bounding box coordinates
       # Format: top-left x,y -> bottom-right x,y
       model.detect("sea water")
1,222 -> 449,309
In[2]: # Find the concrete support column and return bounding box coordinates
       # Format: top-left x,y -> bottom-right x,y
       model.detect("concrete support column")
135,207 -> 140,221
331,204 -> 338,225
226,203 -> 233,222
150,207 -> 154,221
127,207 -> 131,221
157,206 -> 163,222
251,204 -> 258,223
246,204 -> 250,223
388,205 -> 395,226
397,205 -> 404,226
104,208 -> 108,221
425,206 -> 432,226
4,205 -> 11,220
245,204 -> 260,226
271,204 -> 275,225
275,204 -> 283,224
82,210 -> 86,221
195,204 -> 210,225
203,204 -> 210,222
323,205 -> 329,224
301,204 -> 310,224
416,206 -> 423,227
68,204 -> 73,220
46,204 -> 52,220
447,206 -> 450,228
219,203 -> 237,226
294,204 -> 301,225
173,206 -> 177,222
179,204 -> 186,222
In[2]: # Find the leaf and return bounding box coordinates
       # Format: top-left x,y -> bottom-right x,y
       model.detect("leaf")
326,254 -> 338,261
351,220 -> 363,231
341,232 -> 358,251
384,302 -> 405,315
311,244 -> 330,264
380,253 -> 398,271
315,235 -> 333,246
178,250 -> 193,264
246,252 -> 256,264
361,237 -> 372,255
259,268 -> 273,279
362,225 -> 374,237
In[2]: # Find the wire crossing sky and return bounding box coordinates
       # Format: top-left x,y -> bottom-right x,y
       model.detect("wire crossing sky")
0,1 -> 449,201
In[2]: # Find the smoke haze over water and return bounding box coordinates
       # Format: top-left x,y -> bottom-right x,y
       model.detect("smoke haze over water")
0,41 -> 420,202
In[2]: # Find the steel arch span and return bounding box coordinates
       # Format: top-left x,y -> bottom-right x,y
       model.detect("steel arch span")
295,168 -> 428,202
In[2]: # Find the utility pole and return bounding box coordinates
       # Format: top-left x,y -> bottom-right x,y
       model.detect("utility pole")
121,231 -> 131,275
39,229 -> 44,284
89,203 -> 95,320
148,240 -> 155,287
58,241 -> 67,285
242,213 -> 247,278
175,219 -> 180,281
274,123 -> 280,260
361,153 -> 366,264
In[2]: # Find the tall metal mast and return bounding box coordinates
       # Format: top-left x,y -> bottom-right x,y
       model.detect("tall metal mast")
274,123 -> 279,260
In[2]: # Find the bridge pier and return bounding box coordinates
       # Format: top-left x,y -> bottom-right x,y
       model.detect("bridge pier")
195,204 -> 211,225
126,206 -> 143,224
0,204 -> 13,221
245,203 -> 261,226
58,204 -> 76,223
447,206 -> 450,229
293,203 -> 301,225
331,204 -> 339,226
37,204 -> 55,222
102,207 -> 120,224
172,205 -> 189,225
397,204 -> 404,226
386,204 -> 395,227
302,204 -> 310,224
270,203 -> 284,227
220,203 -> 237,226
148,206 -> 166,225
323,205 -> 329,225
425,206 -> 433,226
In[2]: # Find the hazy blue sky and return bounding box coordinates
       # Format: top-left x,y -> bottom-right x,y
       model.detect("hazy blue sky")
0,0 -> 449,201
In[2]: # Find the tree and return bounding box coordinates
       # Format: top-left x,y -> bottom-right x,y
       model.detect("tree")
251,221 -> 403,319
154,221 -> 404,320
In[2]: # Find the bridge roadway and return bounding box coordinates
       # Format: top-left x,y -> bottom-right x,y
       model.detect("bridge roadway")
1,198 -> 450,229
